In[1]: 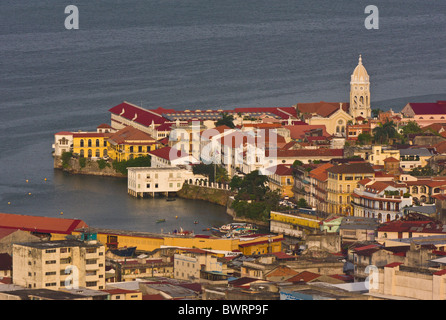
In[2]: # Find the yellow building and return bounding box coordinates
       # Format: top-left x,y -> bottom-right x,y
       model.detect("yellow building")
107,126 -> 160,161
75,228 -> 283,256
266,164 -> 294,198
326,162 -> 375,215
270,211 -> 323,238
72,132 -> 110,158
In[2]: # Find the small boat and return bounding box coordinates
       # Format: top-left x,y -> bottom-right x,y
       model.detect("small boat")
166,198 -> 176,202
194,220 -> 199,224
156,219 -> 166,223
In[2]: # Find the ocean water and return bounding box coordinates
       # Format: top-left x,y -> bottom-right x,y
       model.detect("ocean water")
0,0 -> 445,232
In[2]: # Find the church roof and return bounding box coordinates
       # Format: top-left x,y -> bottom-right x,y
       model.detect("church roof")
295,101 -> 350,118
351,55 -> 369,82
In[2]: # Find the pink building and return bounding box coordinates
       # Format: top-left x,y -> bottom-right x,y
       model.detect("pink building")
401,101 -> 446,127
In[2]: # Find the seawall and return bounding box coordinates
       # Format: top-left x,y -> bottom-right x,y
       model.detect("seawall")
53,155 -> 126,178
177,183 -> 232,207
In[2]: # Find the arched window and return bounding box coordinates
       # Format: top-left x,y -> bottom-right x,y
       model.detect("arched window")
80,139 -> 84,147
88,139 -> 92,147
96,139 -> 100,147
386,214 -> 391,222
88,149 -> 92,157
103,149 -> 108,157
80,149 -> 84,157
412,186 -> 418,194
129,146 -> 134,153
95,149 -> 100,157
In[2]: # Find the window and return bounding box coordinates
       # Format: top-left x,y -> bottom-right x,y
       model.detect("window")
88,139 -> 92,147
96,139 -> 100,147
45,249 -> 56,254
45,260 -> 56,264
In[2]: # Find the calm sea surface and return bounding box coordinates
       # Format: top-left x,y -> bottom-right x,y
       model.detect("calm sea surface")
0,0 -> 445,233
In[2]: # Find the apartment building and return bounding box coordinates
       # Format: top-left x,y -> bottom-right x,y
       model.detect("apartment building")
12,240 -> 106,291
326,162 -> 375,215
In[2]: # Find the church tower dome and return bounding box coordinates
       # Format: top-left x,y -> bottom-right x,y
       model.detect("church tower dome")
350,55 -> 371,119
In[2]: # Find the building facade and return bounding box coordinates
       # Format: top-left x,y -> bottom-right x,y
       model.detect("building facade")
12,239 -> 106,291
326,162 -> 375,215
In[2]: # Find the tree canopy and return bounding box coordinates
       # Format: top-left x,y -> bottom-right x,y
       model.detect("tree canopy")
215,112 -> 235,128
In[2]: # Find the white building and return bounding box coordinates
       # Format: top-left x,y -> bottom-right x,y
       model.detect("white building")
127,167 -> 207,198
351,180 -> 412,223
53,131 -> 74,157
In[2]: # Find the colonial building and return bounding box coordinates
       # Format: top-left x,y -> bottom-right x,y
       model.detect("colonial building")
72,132 -> 110,159
127,167 -> 207,198
351,180 -> 412,223
326,162 -> 375,215
107,126 -> 159,162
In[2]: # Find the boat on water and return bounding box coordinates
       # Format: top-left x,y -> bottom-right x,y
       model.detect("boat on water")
166,198 -> 176,201
156,219 -> 166,223
219,223 -> 258,233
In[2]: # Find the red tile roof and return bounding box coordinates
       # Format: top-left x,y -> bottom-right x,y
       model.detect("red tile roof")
109,101 -> 168,127
385,262 -> 403,268
407,101 -> 446,115
296,101 -> 350,118
287,271 -> 321,283
149,146 -> 189,161
0,213 -> 88,235
107,126 -> 156,145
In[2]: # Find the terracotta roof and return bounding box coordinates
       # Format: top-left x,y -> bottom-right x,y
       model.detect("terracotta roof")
97,123 -> 112,128
284,124 -> 330,140
384,157 -> 399,163
296,101 -> 350,118
0,227 -> 19,240
0,213 -> 88,235
148,146 -> 189,161
266,266 -> 299,279
326,162 -> 374,174
385,262 -> 403,268
265,164 -> 293,176
108,126 -> 156,145
287,271 -> 321,283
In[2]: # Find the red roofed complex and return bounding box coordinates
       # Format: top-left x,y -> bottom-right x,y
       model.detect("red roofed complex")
0,212 -> 88,239
401,101 -> 446,127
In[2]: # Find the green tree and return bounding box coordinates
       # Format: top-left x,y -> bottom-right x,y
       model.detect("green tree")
372,108 -> 383,118
401,121 -> 422,137
297,198 -> 308,208
61,151 -> 73,168
373,120 -> 398,144
357,132 -> 372,145
215,112 -> 235,128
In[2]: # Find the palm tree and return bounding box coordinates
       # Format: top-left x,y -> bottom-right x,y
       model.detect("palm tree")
373,120 -> 397,144
216,112 -> 235,128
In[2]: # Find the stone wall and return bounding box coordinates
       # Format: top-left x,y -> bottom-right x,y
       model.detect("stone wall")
54,155 -> 126,178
